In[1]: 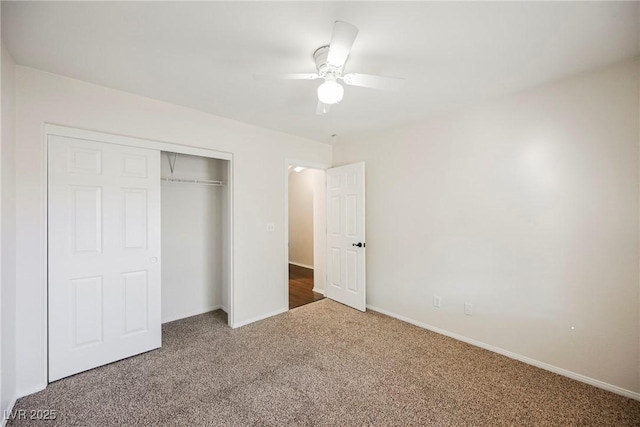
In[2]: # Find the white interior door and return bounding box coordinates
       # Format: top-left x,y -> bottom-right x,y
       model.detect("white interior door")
326,162 -> 366,311
48,135 -> 161,381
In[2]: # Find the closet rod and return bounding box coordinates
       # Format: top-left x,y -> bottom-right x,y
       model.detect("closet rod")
161,177 -> 224,186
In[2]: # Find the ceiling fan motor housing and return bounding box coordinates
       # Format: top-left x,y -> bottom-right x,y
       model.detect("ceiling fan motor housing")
314,45 -> 341,78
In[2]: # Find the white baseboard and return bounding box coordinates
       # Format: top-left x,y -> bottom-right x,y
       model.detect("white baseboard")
366,304 -> 640,401
232,308 -> 288,328
288,261 -> 314,270
1,396 -> 17,427
16,382 -> 46,399
312,287 -> 325,295
162,305 -> 222,324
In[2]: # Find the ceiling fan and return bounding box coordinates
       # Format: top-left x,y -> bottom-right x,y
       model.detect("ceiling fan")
255,21 -> 405,115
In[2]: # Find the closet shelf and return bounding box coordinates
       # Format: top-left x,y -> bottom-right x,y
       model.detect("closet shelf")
161,177 -> 225,186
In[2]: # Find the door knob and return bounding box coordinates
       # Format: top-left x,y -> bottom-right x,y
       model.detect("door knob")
352,242 -> 365,248
150,257 -> 158,263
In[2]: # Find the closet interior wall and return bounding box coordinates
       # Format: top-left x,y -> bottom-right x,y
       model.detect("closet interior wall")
160,151 -> 229,323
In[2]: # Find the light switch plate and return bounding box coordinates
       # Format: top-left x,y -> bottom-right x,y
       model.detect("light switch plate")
464,303 -> 473,316
433,295 -> 442,308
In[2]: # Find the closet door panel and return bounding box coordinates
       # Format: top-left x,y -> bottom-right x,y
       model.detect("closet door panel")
122,188 -> 148,250
48,135 -> 161,382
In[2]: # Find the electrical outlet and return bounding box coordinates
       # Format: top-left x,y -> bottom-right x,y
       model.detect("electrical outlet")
433,295 -> 442,308
464,302 -> 473,316
266,223 -> 275,232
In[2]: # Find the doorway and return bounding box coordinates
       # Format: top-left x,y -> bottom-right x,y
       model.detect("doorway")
285,160 -> 366,312
287,164 -> 326,309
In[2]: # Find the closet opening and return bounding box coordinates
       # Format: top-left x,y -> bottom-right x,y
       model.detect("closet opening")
161,151 -> 231,324
287,164 -> 326,309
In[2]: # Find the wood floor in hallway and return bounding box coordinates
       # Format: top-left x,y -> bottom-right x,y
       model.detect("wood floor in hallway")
289,263 -> 324,309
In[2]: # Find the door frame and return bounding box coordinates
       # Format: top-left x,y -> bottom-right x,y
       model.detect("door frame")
42,124 -> 235,383
284,159 -> 331,310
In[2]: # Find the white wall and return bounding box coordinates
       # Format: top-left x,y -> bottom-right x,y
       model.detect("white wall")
14,67 -> 331,396
161,152 -> 227,323
0,41 -> 17,417
288,169 -> 314,268
333,59 -> 640,394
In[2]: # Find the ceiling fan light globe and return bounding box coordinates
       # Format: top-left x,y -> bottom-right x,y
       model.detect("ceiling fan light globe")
317,80 -> 344,105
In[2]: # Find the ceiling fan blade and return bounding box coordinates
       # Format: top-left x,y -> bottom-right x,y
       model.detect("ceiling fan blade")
253,73 -> 320,80
316,100 -> 331,115
342,73 -> 405,91
327,21 -> 359,68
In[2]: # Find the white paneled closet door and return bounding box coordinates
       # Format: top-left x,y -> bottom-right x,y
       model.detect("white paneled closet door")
48,135 -> 161,381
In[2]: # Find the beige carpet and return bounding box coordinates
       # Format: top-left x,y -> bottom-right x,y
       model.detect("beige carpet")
8,299 -> 640,426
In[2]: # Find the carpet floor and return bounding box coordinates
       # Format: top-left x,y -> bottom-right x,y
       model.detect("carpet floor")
8,299 -> 640,426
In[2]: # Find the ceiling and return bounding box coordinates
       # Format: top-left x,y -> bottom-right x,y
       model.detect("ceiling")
3,1 -> 639,143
